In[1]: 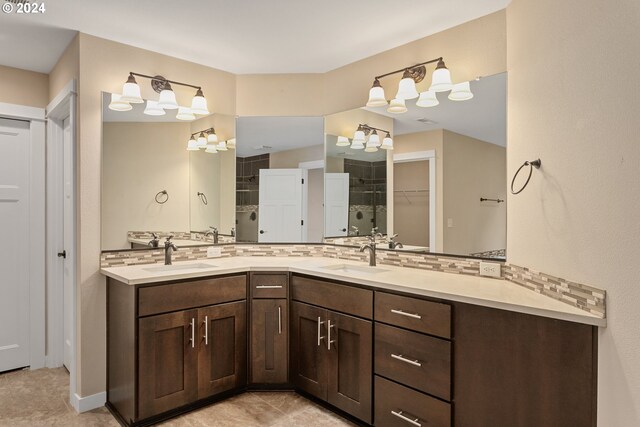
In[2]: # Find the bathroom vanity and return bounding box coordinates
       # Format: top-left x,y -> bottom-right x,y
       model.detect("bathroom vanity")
104,258 -> 600,427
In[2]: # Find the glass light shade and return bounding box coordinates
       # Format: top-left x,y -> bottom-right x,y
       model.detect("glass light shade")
351,140 -> 365,150
364,140 -> 379,153
186,138 -> 199,151
366,80 -> 387,107
158,89 -> 179,109
120,76 -> 144,103
190,89 -> 209,115
448,81 -> 474,101
196,133 -> 207,148
217,140 -> 228,151
381,134 -> 394,150
207,132 -> 218,143
108,93 -> 132,111
368,130 -> 380,147
227,138 -> 236,149
176,106 -> 196,120
430,67 -> 453,92
205,144 -> 218,154
336,136 -> 350,147
395,76 -> 419,100
416,90 -> 439,108
353,130 -> 366,143
387,98 -> 407,114
143,100 -> 165,116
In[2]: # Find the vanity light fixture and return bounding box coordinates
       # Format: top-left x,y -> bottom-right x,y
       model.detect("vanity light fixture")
187,127 -> 228,152
207,131 -> 218,144
143,100 -> 165,116
365,57 -> 471,112
227,138 -> 236,149
108,93 -> 133,111
217,140 -> 228,151
115,72 -> 210,117
340,124 -> 393,152
186,137 -> 199,151
381,132 -> 394,150
196,132 -> 208,148
336,136 -> 351,147
205,144 -> 218,154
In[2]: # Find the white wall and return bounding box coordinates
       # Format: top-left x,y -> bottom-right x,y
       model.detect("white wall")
102,122 -> 190,249
507,0 -> 640,424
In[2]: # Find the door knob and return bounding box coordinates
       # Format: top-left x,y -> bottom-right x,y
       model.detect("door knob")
259,230 -> 265,234
57,250 -> 67,259
341,228 -> 346,232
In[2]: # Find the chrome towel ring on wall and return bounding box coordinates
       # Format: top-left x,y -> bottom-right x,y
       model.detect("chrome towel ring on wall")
511,159 -> 541,195
155,190 -> 169,204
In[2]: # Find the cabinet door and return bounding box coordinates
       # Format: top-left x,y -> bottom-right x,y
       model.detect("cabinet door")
326,311 -> 372,424
138,309 -> 198,420
251,299 -> 288,384
198,301 -> 247,399
290,301 -> 328,400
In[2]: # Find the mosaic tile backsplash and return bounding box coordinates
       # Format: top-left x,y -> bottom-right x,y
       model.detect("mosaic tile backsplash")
101,243 -> 606,318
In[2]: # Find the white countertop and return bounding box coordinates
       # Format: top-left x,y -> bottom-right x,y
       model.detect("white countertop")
101,257 -> 606,327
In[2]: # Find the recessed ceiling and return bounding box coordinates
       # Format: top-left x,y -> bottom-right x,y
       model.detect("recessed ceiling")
365,72 -> 507,146
0,0 -> 509,74
236,116 -> 324,158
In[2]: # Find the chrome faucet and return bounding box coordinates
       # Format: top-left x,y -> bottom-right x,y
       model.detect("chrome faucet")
388,234 -> 404,249
359,233 -> 378,267
349,226 -> 360,236
205,226 -> 219,244
230,227 -> 235,238
164,236 -> 178,265
148,233 -> 160,248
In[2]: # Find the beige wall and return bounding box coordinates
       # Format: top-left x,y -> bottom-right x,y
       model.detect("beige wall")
394,161 -> 430,246
0,65 -> 48,108
102,122 -> 191,249
269,144 -> 324,169
394,130 -> 444,250
507,0 -> 640,423
76,33 -> 236,397
442,131 -> 506,254
49,35 -> 79,102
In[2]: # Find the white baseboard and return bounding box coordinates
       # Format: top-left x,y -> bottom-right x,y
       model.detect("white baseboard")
70,391 -> 106,413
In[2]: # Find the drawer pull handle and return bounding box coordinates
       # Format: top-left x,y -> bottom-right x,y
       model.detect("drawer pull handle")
327,320 -> 336,350
256,285 -> 283,289
278,306 -> 282,335
391,353 -> 422,367
391,410 -> 422,427
391,309 -> 422,319
317,316 -> 325,346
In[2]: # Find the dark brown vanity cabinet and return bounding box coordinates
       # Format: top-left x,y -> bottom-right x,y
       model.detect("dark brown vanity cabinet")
250,273 -> 289,384
107,275 -> 248,426
290,275 -> 373,424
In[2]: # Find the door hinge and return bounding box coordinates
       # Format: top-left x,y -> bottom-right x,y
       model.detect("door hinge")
301,220 -> 304,226
301,178 -> 304,184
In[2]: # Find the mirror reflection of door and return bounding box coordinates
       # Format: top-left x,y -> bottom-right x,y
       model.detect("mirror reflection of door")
258,169 -> 306,242
324,173 -> 350,237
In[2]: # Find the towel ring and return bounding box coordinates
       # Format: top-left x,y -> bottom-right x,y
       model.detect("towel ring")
155,190 -> 169,204
197,192 -> 208,205
511,159 -> 541,195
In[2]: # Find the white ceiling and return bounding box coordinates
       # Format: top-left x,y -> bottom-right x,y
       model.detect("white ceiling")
236,116 -> 324,157
365,72 -> 507,146
0,0 -> 509,74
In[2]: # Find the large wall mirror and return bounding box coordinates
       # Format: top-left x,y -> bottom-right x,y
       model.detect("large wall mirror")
101,92 -> 236,250
235,116 -> 325,243
324,72 -> 507,259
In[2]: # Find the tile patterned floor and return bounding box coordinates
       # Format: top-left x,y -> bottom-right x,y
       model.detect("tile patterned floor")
0,368 -> 355,427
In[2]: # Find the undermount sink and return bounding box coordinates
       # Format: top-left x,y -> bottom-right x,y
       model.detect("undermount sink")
143,263 -> 216,272
321,264 -> 388,274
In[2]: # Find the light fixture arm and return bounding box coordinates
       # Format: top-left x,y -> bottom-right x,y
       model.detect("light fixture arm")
129,72 -> 203,92
359,123 -> 391,135
190,127 -> 216,138
373,57 -> 443,81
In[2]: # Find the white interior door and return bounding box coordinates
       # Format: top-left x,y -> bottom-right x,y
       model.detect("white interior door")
258,169 -> 304,242
63,117 -> 73,370
324,173 -> 350,237
0,118 -> 31,372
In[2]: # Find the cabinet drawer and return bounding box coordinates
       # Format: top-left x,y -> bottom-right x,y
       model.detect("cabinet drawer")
375,292 -> 451,339
138,275 -> 246,317
250,273 -> 288,299
291,275 -> 372,319
375,323 -> 451,401
375,376 -> 451,427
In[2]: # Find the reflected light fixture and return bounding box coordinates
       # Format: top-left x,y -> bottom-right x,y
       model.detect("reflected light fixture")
227,138 -> 236,149
186,137 -> 199,151
448,81 -> 474,101
176,106 -> 196,120
143,100 -> 165,116
351,124 -> 393,152
351,140 -> 365,150
196,132 -> 208,148
353,126 -> 366,144
366,79 -> 387,107
387,98 -> 407,114
108,93 -> 133,111
381,133 -> 394,150
336,136 -> 351,147
368,129 -> 381,147
205,144 -> 218,154
416,90 -> 439,108
217,140 -> 228,151
120,74 -> 144,103
207,130 -> 218,144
